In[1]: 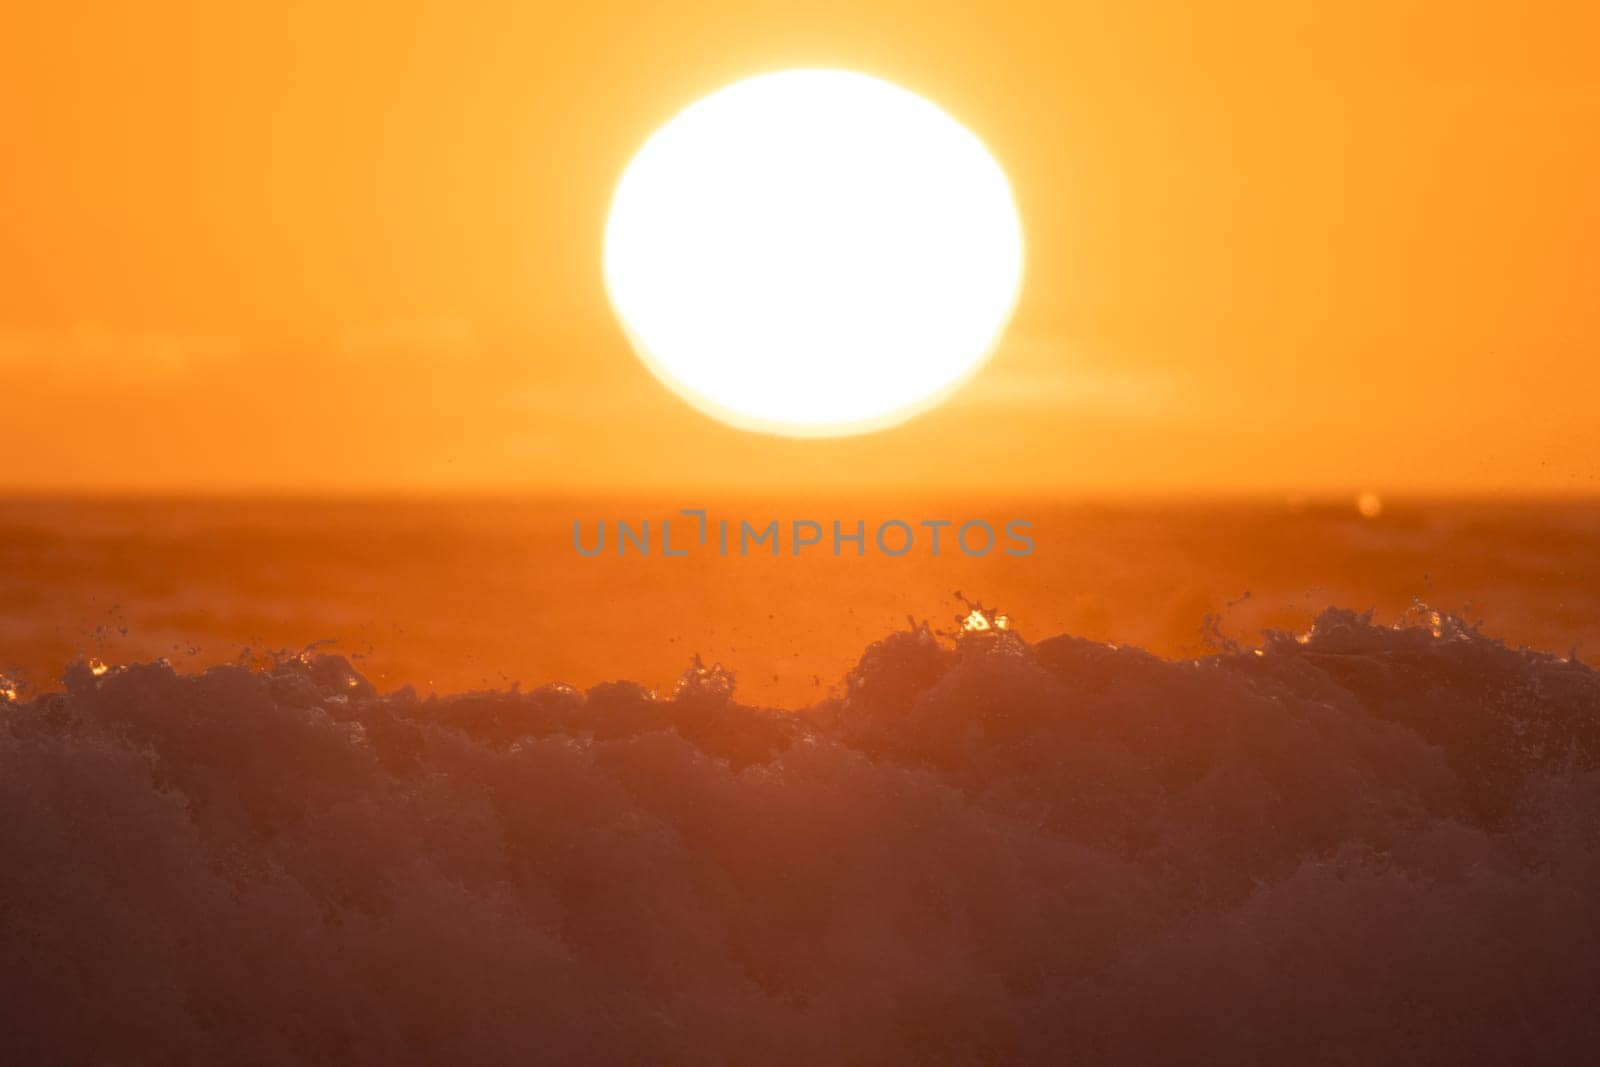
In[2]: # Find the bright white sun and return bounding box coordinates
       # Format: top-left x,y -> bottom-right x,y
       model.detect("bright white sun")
604,69 -> 1024,437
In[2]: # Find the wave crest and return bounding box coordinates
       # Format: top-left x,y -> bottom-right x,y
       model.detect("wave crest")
3,608 -> 1598,1063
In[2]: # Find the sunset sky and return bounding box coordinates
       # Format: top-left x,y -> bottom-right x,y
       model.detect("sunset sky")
4,0 -> 1597,494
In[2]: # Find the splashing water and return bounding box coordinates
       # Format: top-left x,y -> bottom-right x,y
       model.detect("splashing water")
2,606 -> 1597,1064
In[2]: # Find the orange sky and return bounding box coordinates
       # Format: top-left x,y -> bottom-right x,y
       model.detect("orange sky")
3,1 -> 1597,494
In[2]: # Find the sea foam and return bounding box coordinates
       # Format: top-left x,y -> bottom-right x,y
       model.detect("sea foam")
2,607 -> 1597,1063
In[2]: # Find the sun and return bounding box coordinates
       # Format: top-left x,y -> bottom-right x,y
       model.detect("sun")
604,70 -> 1024,437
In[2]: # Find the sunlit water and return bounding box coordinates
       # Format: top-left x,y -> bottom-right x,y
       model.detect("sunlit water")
4,496 -> 1599,1061
1,495 -> 1596,703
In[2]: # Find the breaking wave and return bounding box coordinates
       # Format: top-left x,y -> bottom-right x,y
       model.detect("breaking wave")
3,608 -> 1598,1064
